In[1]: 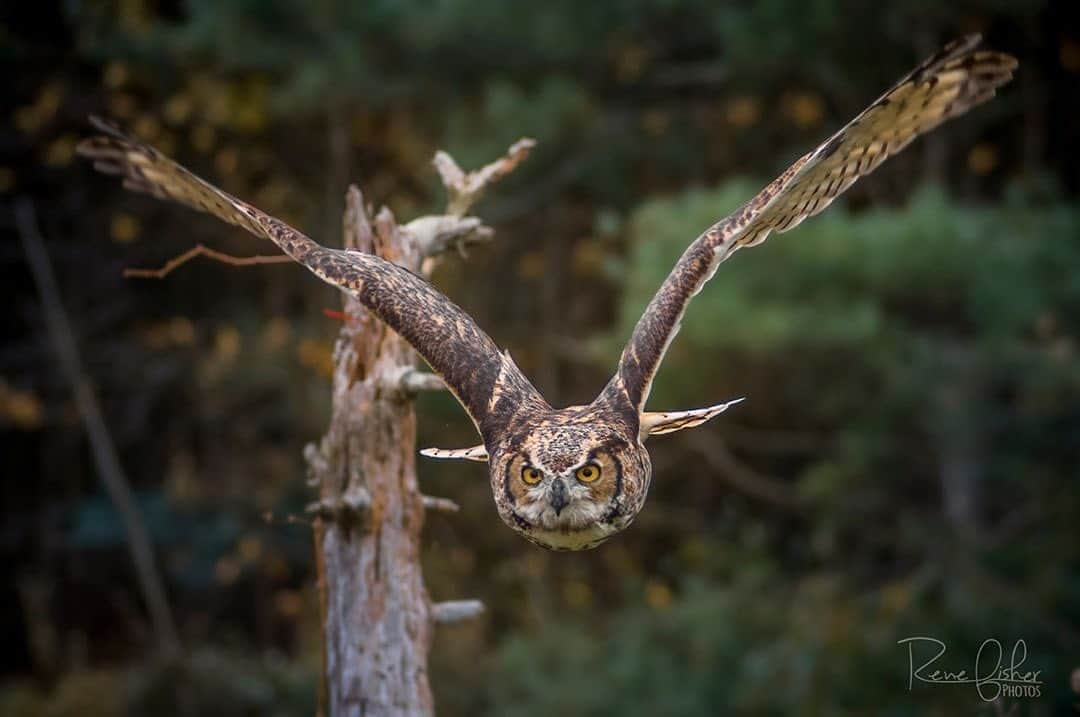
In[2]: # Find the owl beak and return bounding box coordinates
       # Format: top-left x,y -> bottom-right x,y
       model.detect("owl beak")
550,479 -> 569,515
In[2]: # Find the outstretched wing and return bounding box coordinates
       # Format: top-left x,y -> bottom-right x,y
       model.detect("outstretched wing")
601,34 -> 1016,415
78,118 -> 549,442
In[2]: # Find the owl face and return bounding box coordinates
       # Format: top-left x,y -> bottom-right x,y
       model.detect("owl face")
490,410 -> 650,551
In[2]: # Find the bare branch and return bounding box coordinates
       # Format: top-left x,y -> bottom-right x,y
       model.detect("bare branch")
122,242 -> 293,279
685,430 -> 801,511
303,442 -> 330,482
404,215 -> 493,258
16,197 -> 180,658
306,490 -> 372,518
421,495 -> 460,513
343,185 -> 375,253
436,137 -> 536,217
398,369 -> 446,395
431,153 -> 466,195
432,600 -> 485,624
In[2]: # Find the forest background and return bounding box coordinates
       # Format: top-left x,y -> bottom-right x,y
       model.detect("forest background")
2,1 -> 1078,714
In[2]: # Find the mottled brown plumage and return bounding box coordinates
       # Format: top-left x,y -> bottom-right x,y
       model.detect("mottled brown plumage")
603,35 -> 1017,419
79,36 -> 1015,550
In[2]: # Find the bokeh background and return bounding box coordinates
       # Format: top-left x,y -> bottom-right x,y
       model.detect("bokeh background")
3,1 -> 1079,715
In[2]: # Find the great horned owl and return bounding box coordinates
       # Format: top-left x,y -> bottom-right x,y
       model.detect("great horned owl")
80,36 -> 1015,550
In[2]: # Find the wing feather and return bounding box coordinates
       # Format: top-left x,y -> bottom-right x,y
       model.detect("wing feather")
78,118 -> 549,441
601,35 -> 1017,415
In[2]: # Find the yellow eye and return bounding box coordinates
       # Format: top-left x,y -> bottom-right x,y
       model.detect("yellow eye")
521,466 -> 543,485
575,463 -> 601,483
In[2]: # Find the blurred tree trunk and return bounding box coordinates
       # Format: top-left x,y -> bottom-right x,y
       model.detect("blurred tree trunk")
306,191 -> 435,716
935,345 -> 985,545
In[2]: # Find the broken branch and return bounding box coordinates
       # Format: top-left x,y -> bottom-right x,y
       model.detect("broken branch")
306,490 -> 371,518
404,215 -> 493,258
432,600 -> 485,624
123,242 -> 294,279
435,137 -> 536,217
421,495 -> 460,513
398,369 -> 446,395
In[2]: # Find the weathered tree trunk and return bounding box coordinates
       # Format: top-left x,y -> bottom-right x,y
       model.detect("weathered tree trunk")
304,139 -> 532,716
306,191 -> 435,716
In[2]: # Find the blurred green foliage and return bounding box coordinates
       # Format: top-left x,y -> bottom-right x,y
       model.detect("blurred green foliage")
477,186 -> 1080,716
4,0 -> 1079,714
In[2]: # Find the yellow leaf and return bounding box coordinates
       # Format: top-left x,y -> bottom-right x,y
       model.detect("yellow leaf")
44,135 -> 77,166
517,251 -> 545,280
275,590 -> 304,617
168,317 -> 196,345
297,338 -> 334,378
214,325 -> 241,363
725,96 -> 761,129
0,381 -> 44,430
260,317 -> 291,351
133,114 -> 161,142
164,93 -> 193,125
782,91 -> 825,129
879,580 -> 911,617
967,143 -> 999,175
107,92 -> 138,119
214,147 -> 238,176
14,82 -> 64,134
571,241 -> 605,277
103,62 -> 129,89
191,124 -> 216,153
644,579 -> 673,610
238,535 -> 263,563
109,213 -> 141,243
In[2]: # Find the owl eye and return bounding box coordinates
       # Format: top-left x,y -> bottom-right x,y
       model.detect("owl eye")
575,463 -> 601,483
521,466 -> 543,485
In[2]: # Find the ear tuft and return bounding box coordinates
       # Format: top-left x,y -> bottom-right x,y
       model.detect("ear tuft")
640,398 -> 745,438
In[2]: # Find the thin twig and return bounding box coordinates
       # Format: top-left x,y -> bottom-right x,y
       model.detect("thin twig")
16,198 -> 180,658
123,242 -> 294,279
686,430 -> 801,511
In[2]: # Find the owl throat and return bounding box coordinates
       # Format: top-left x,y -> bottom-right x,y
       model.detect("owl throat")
514,513 -> 637,551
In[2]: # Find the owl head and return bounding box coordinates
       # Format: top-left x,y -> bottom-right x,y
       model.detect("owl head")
486,407 -> 650,551
421,398 -> 743,550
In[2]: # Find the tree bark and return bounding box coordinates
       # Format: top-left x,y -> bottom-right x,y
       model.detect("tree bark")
303,138 -> 532,716
306,190 -> 435,716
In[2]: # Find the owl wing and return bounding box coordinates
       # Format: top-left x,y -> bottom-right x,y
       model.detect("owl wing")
601,34 -> 1016,417
78,118 -> 550,442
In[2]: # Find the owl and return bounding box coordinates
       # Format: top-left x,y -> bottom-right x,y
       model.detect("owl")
80,35 -> 1015,550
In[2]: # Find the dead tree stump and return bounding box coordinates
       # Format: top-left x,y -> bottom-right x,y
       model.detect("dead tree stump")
304,141 -> 533,716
